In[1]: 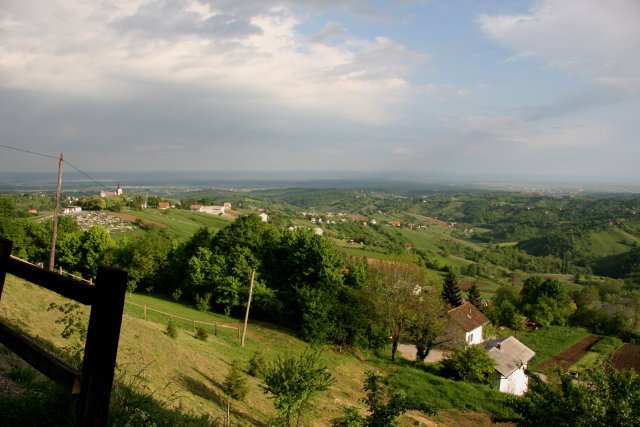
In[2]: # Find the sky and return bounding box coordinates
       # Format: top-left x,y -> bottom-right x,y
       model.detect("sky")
1,0 -> 639,182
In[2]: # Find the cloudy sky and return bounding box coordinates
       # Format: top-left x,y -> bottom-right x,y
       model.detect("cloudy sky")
1,0 -> 639,182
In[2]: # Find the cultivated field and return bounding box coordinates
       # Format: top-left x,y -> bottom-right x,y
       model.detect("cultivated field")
536,336 -> 601,372
610,344 -> 640,372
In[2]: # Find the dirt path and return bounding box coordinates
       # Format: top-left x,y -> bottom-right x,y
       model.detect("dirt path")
536,336 -> 601,371
610,343 -> 640,372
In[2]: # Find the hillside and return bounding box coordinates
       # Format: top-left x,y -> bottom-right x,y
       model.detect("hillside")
0,274 -> 511,426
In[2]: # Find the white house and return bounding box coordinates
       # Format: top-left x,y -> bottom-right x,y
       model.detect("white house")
62,206 -> 82,214
259,213 -> 268,222
484,336 -> 535,396
190,204 -> 225,215
444,302 -> 489,348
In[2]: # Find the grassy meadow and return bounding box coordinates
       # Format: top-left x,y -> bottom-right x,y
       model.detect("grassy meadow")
0,273 -> 524,426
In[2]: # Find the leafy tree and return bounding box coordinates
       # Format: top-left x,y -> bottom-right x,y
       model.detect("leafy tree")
512,366 -> 640,427
488,284 -> 523,329
261,348 -> 334,427
79,226 -> 112,277
441,345 -> 495,384
221,360 -> 248,427
107,230 -> 172,292
441,268 -> 462,308
409,294 -> 447,362
367,258 -> 442,361
466,283 -> 482,310
520,277 -> 573,326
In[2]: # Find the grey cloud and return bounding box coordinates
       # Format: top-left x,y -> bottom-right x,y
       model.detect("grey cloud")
111,0 -> 262,40
309,21 -> 350,44
0,78 -> 379,172
196,0 -> 417,21
515,88 -> 629,121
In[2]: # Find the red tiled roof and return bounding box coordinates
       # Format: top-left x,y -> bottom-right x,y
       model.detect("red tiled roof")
448,301 -> 489,332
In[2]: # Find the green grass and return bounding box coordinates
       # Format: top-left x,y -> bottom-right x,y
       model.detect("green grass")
1,273 -> 515,425
586,227 -> 640,257
570,336 -> 623,372
124,292 -> 242,341
119,208 -> 232,239
517,326 -> 590,368
336,244 -> 394,260
388,365 -> 516,419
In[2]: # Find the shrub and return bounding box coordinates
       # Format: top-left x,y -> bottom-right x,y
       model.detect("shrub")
195,293 -> 212,312
172,288 -> 182,301
166,319 -> 178,339
7,365 -> 38,385
195,326 -> 208,341
441,345 -> 494,384
221,360 -> 249,426
248,350 -> 266,378
331,407 -> 363,427
261,348 -> 335,426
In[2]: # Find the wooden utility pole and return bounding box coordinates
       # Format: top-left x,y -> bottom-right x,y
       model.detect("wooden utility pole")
49,153 -> 63,271
241,269 -> 255,347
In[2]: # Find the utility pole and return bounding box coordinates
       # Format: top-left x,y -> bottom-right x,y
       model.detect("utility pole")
49,153 -> 63,271
241,269 -> 256,347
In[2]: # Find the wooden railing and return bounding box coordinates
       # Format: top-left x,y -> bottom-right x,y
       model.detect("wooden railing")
0,237 -> 128,427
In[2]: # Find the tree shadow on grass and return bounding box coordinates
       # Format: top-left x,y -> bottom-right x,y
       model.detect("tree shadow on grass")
177,369 -> 266,427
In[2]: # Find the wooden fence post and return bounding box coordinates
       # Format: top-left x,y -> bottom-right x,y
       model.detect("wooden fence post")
144,304 -> 147,320
0,238 -> 13,302
75,267 -> 128,427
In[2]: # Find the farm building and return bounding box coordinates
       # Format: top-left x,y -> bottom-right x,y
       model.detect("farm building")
158,202 -> 170,210
484,336 -> 535,396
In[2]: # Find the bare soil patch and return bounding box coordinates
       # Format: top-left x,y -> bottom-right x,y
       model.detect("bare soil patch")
536,336 -> 601,371
610,343 -> 640,372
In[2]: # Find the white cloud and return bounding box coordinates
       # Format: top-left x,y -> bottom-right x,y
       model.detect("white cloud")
478,0 -> 640,92
0,0 -> 424,125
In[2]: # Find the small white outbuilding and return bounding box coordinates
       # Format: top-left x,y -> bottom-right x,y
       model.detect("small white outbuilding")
484,336 -> 535,396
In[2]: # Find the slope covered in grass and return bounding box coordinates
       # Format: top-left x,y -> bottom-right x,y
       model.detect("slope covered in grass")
1,274 -> 517,425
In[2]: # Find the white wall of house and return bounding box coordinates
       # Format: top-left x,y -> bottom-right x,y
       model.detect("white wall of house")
491,365 -> 529,396
201,206 -> 225,215
465,325 -> 483,345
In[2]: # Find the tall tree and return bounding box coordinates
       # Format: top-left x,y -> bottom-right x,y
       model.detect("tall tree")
466,283 -> 482,310
441,268 -> 462,308
520,276 -> 573,326
367,258 -> 442,361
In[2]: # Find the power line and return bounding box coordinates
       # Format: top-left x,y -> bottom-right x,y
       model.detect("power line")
63,159 -> 109,190
0,143 -> 59,160
0,143 -> 110,190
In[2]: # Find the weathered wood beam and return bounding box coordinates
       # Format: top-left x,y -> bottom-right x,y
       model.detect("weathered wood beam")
0,321 -> 78,392
6,256 -> 95,305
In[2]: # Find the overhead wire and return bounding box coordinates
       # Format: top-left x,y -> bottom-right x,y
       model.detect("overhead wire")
0,143 -> 111,190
